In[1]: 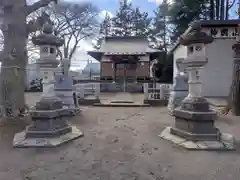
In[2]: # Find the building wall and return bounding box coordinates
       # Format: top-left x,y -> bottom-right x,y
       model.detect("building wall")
202,38 -> 235,97
101,62 -> 114,77
173,45 -> 188,78
100,55 -> 150,78
173,38 -> 235,97
136,61 -> 149,77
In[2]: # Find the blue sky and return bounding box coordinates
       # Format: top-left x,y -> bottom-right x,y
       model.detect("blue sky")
68,0 -> 160,16
69,0 -> 161,71
68,0 -> 239,71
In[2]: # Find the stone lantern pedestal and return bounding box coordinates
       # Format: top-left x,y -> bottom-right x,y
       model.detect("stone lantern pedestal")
13,96 -> 83,147
160,22 -> 235,150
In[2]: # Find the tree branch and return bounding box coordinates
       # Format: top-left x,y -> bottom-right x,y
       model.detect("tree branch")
228,0 -> 236,9
26,0 -> 57,15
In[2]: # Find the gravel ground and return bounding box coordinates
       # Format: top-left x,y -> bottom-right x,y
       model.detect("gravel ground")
0,93 -> 240,180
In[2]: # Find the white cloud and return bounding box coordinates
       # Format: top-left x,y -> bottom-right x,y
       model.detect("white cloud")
148,0 -> 173,5
99,10 -> 114,19
70,40 -> 96,70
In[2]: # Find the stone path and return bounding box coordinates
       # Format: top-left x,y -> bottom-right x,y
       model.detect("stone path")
110,93 -> 134,103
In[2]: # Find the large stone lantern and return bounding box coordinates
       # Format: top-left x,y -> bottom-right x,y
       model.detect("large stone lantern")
32,22 -> 64,94
13,22 -> 83,148
160,22 -> 235,150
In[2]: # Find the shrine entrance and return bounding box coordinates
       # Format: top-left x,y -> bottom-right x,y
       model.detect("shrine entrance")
115,61 -> 137,92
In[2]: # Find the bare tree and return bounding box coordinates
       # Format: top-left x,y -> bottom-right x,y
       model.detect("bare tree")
46,2 -> 99,64
0,0 -> 57,118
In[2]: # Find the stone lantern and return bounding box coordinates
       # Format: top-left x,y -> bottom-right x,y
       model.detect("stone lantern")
13,22 -> 83,148
160,22 -> 235,150
31,22 -> 63,94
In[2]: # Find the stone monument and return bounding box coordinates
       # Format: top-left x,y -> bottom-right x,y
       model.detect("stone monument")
54,57 -> 79,115
160,22 -> 235,150
167,58 -> 188,115
13,22 -> 83,147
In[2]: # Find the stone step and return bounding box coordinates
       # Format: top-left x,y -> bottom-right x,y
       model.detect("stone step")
93,103 -> 150,107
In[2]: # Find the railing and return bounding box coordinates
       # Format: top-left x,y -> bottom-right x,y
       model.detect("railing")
144,83 -> 172,100
74,83 -> 100,100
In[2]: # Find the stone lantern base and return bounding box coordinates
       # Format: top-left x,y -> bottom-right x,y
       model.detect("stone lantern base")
13,96 -> 83,148
160,96 -> 235,150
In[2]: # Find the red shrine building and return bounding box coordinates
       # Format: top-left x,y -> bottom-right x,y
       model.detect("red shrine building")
88,36 -> 162,82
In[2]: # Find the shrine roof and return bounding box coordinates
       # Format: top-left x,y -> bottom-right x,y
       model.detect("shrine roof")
170,19 -> 240,53
88,36 -> 162,61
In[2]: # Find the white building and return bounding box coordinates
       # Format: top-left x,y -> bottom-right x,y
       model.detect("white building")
170,20 -> 239,97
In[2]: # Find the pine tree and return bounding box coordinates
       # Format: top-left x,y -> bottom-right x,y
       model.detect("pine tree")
168,0 -> 209,42
111,0 -> 134,36
93,12 -> 112,49
149,0 -> 169,51
99,12 -> 113,37
131,7 -> 151,36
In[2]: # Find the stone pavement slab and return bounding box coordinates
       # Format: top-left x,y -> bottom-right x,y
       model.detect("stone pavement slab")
159,126 -> 235,151
110,93 -> 134,103
13,126 -> 83,148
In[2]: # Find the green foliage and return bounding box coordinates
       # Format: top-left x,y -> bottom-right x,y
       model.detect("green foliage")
111,0 -> 134,36
168,0 -> 210,42
99,12 -> 112,37
149,0 -> 169,50
154,53 -> 173,82
131,7 -> 152,36
93,0 -> 151,48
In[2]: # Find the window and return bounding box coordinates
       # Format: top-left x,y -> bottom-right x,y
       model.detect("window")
41,47 -> 48,53
50,47 -> 55,54
188,46 -> 194,54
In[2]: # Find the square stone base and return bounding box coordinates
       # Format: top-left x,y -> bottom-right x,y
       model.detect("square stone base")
13,126 -> 83,148
159,127 -> 235,150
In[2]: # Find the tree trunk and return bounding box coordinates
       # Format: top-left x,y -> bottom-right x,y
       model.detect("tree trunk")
216,0 -> 220,20
0,1 -> 27,118
220,0 -> 225,20
0,0 -> 56,118
225,0 -> 229,20
229,59 -> 240,116
210,0 -> 215,19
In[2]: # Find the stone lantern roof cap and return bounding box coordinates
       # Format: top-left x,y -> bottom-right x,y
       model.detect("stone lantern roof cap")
32,23 -> 64,47
179,21 -> 214,46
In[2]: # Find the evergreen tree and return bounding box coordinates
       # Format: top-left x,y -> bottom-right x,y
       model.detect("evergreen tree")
131,7 -> 151,36
168,0 -> 209,42
111,0 -> 134,36
99,12 -> 113,37
149,0 -> 169,51
93,12 -> 112,49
